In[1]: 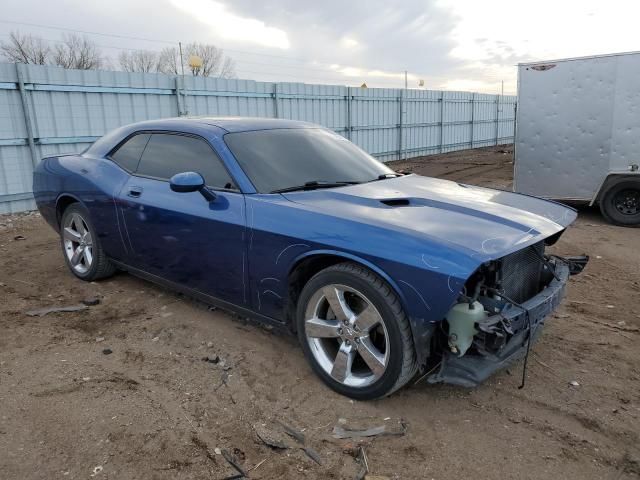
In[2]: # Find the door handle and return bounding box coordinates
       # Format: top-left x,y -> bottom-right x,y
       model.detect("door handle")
127,186 -> 143,198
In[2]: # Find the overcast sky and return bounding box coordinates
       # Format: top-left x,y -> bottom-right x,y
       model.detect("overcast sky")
1,0 -> 638,94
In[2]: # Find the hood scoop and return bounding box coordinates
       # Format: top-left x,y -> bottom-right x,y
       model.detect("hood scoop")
380,198 -> 411,207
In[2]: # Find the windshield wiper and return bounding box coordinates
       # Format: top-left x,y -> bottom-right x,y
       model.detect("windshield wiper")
271,180 -> 359,194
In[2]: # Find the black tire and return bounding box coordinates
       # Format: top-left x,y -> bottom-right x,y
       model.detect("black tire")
296,262 -> 417,399
599,179 -> 640,226
60,203 -> 117,281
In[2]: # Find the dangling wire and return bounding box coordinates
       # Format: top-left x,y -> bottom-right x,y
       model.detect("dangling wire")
486,287 -> 533,389
518,309 -> 532,389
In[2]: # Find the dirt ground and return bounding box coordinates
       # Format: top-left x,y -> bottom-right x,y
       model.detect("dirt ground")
1,146 -> 639,480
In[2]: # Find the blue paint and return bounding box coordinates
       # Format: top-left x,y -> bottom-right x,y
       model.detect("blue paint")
33,117 -> 577,367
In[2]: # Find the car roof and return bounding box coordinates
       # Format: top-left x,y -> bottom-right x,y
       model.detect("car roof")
125,116 -> 318,134
83,116 -> 321,159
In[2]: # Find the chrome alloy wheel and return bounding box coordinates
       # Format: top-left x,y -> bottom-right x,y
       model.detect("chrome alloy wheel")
62,213 -> 93,274
304,284 -> 390,387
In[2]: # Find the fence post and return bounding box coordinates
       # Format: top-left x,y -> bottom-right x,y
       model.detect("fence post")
470,93 -> 475,149
439,92 -> 445,153
495,94 -> 500,146
397,89 -> 403,161
15,63 -> 38,168
273,83 -> 279,118
513,101 -> 517,144
346,86 -> 352,140
175,76 -> 186,116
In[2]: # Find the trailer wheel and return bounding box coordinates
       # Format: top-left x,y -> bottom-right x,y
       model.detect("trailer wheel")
599,179 -> 640,226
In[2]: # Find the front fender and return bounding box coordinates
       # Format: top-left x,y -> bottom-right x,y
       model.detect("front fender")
289,248 -> 412,314
288,248 -> 473,367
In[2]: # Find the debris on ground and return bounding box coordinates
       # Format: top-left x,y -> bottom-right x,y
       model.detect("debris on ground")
253,423 -> 289,449
277,420 -> 305,444
332,421 -> 407,439
202,355 -> 220,364
90,465 -> 103,477
221,449 -> 247,479
25,304 -> 88,317
569,380 -> 580,387
248,458 -> 267,472
302,446 -> 322,465
14,235 -> 26,241
102,348 -> 113,355
96,337 -> 105,342
355,446 -> 370,480
82,297 -> 100,306
253,421 -> 322,465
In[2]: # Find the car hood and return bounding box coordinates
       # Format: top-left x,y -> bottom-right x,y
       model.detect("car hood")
281,174 -> 577,261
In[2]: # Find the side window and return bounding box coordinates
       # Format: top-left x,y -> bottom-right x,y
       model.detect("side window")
136,134 -> 236,190
109,133 -> 151,172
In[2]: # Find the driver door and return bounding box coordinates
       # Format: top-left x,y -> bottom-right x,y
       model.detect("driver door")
117,132 -> 246,305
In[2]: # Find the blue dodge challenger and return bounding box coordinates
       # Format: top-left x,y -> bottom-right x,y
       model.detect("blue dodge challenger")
33,117 -> 587,399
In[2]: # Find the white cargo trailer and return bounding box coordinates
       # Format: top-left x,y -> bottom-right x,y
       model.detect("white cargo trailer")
514,51 -> 640,226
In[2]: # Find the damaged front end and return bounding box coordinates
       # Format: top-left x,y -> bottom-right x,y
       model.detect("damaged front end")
427,241 -> 588,387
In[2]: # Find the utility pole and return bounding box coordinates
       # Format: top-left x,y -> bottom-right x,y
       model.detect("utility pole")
179,42 -> 185,76
501,80 -> 504,96
404,70 -> 408,89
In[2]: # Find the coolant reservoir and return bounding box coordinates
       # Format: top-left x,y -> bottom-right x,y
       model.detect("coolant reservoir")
446,301 -> 487,357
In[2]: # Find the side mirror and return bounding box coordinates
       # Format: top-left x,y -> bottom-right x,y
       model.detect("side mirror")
170,171 -> 216,201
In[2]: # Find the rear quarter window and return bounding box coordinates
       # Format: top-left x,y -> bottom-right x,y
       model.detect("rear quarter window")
109,134 -> 151,172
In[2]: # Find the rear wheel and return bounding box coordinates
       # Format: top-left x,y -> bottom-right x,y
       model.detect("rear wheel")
296,262 -> 417,399
60,203 -> 116,281
600,179 -> 640,226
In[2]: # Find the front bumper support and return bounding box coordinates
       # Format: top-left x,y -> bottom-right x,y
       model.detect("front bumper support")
427,262 -> 572,387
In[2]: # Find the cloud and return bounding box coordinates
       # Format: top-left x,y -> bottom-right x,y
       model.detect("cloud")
2,0 -> 639,94
222,0 -> 465,87
169,0 -> 290,49
340,36 -> 359,49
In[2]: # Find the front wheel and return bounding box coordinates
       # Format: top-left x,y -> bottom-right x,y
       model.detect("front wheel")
60,203 -> 116,281
296,262 -> 417,399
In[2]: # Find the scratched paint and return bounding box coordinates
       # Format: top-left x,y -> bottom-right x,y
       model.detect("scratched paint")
420,254 -> 440,269
398,280 -> 431,311
262,289 -> 283,299
260,277 -> 280,283
275,243 -> 310,265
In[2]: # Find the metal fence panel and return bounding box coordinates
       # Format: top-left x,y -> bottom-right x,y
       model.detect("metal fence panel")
0,62 -> 516,214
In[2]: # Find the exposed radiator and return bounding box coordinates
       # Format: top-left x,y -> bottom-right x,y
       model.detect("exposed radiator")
498,241 -> 545,304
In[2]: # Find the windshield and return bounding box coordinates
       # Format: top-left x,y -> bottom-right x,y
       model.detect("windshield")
224,128 -> 395,193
